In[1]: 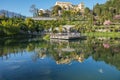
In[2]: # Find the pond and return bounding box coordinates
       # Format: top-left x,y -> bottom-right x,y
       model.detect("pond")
0,37 -> 120,80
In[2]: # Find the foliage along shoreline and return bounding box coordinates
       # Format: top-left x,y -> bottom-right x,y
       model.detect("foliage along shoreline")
0,16 -> 120,38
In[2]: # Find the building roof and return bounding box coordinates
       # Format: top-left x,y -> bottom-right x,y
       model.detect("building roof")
55,1 -> 72,5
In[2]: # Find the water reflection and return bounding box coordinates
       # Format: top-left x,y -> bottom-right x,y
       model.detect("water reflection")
0,37 -> 120,67
0,37 -> 120,80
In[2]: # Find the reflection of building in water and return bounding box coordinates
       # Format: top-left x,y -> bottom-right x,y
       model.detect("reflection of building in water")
50,40 -> 85,64
33,39 -> 85,64
56,53 -> 85,64
77,53 -> 84,63
56,58 -> 71,64
37,52 -> 47,59
32,48 -> 47,61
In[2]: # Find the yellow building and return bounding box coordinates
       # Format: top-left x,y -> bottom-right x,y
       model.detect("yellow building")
77,2 -> 85,12
55,1 -> 73,10
55,1 -> 85,12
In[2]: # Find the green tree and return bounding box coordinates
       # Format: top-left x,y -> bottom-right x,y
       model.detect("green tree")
29,4 -> 38,17
52,5 -> 62,16
84,7 -> 90,15
25,18 -> 35,31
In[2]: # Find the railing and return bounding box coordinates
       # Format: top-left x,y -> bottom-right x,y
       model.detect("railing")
50,33 -> 80,39
32,17 -> 57,20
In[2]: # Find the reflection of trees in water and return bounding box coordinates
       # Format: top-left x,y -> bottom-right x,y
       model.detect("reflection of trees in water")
0,37 -> 120,70
0,39 -> 26,59
0,38 -> 42,59
86,37 -> 120,70
26,43 -> 35,52
32,48 -> 47,61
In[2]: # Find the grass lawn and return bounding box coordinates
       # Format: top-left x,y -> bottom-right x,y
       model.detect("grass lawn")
85,32 -> 120,38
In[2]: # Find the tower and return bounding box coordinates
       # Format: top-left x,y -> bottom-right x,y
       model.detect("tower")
78,2 -> 85,12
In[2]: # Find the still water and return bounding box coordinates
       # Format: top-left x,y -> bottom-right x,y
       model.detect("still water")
0,37 -> 120,80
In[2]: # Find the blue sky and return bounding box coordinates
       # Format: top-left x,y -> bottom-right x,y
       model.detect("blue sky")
0,0 -> 107,17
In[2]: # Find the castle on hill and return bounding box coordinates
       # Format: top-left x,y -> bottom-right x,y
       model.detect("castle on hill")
55,1 -> 85,12
37,1 -> 85,17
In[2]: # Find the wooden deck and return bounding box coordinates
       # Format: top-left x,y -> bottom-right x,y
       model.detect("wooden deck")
32,17 -> 57,20
50,33 -> 81,40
